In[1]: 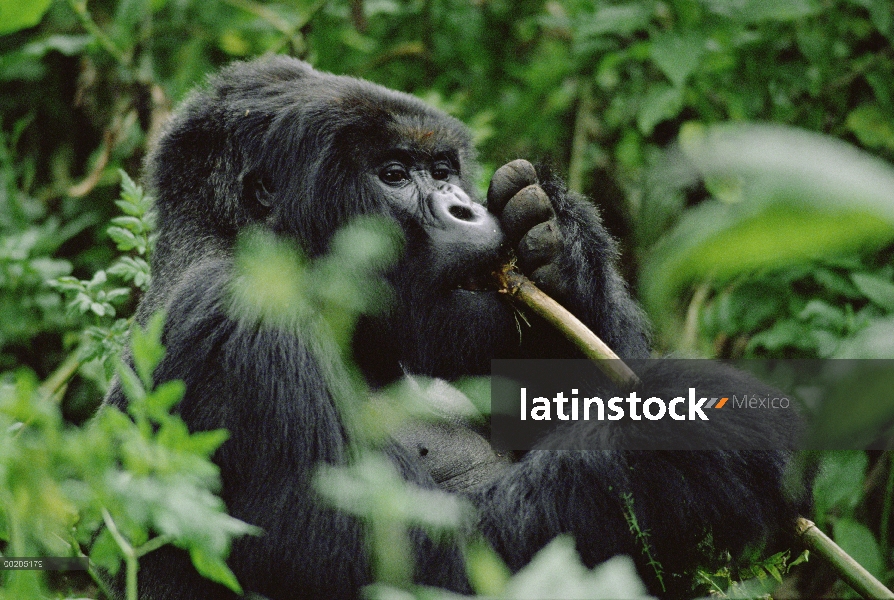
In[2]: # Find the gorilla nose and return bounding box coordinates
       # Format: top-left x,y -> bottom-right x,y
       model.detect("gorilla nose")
429,188 -> 495,228
427,186 -> 505,254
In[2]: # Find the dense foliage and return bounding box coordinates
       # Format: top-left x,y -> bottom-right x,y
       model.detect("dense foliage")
1,0 -> 893,598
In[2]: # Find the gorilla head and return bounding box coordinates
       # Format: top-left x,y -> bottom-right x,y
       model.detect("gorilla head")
146,57 -> 559,385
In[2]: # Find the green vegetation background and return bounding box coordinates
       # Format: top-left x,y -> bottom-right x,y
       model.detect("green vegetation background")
1,0 -> 894,598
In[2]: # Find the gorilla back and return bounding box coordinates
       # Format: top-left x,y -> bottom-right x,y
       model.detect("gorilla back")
105,56 -> 809,599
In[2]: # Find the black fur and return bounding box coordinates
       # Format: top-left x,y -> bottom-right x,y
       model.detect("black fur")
104,56 -> 808,599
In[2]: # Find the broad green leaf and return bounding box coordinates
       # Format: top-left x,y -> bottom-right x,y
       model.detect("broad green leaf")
0,0 -> 53,35
813,451 -> 867,524
700,0 -> 820,22
833,518 -> 884,578
846,104 -> 894,151
576,4 -> 652,38
504,538 -> 650,599
851,272 -> 894,311
643,125 -> 894,321
637,84 -> 684,135
650,32 -> 705,88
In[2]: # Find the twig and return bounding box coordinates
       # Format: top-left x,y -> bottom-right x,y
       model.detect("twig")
38,351 -> 83,401
496,266 -> 894,599
797,518 -> 894,599
66,0 -> 130,67
496,266 -> 640,390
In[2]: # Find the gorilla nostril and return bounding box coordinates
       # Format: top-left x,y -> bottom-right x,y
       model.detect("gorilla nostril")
448,205 -> 475,221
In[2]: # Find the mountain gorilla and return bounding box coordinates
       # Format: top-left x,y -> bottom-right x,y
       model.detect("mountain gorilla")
105,56 -> 809,599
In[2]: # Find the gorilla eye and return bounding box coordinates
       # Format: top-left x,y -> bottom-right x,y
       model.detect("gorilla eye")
380,165 -> 409,184
432,163 -> 452,180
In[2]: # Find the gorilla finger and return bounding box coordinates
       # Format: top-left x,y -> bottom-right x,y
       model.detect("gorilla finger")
518,220 -> 562,271
501,185 -> 554,242
487,159 -> 538,214
530,263 -> 567,297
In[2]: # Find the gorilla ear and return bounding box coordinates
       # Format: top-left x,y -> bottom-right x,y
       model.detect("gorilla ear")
243,171 -> 275,218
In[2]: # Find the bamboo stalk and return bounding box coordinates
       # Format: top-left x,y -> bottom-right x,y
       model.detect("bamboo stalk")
797,518 -> 894,599
496,266 -> 640,390
496,267 -> 894,600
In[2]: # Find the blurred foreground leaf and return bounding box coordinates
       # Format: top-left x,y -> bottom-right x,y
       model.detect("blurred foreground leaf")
643,125 -> 894,323
0,0 -> 52,35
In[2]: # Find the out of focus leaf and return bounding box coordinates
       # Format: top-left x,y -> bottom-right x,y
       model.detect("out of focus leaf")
650,31 -> 704,88
0,0 -> 52,35
643,125 -> 894,320
850,272 -> 894,311
833,518 -> 884,579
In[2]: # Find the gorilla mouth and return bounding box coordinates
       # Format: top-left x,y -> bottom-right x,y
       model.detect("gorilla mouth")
455,266 -> 502,292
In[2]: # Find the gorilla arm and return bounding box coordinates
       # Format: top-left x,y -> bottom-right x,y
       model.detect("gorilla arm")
106,258 -> 470,599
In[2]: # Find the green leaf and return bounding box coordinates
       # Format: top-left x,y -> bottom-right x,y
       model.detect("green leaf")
637,84 -> 684,135
110,215 -> 146,234
650,31 -> 705,88
131,312 -> 167,389
116,360 -> 147,404
504,538 -> 650,599
107,226 -> 139,251
189,547 -> 243,594
851,272 -> 894,311
643,125 -> 894,321
0,0 -> 53,35
813,451 -> 867,524
22,35 -> 93,57
833,518 -> 884,578
701,0 -> 820,22
89,528 -> 123,576
846,104 -> 894,151
798,300 -> 846,330
145,380 -> 185,419
576,3 -> 652,38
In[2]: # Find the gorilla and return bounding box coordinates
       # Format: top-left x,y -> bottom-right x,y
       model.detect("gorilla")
105,56 -> 809,599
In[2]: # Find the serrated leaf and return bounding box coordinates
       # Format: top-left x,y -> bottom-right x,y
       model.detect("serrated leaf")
184,429 -> 230,457
110,215 -> 146,233
146,380 -> 185,419
107,226 -> 139,250
114,199 -> 144,217
131,313 -> 167,389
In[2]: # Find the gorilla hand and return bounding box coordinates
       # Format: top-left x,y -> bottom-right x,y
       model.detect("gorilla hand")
487,159 -> 566,297
486,158 -> 651,359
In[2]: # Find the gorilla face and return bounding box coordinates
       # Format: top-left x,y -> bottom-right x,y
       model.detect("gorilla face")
354,135 -> 520,384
